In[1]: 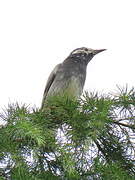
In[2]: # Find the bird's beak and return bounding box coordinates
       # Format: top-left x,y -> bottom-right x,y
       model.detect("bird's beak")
93,49 -> 107,55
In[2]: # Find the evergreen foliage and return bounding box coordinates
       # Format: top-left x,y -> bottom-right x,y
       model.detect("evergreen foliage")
0,87 -> 135,179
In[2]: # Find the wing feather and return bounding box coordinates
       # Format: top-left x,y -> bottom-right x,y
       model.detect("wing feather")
41,63 -> 61,108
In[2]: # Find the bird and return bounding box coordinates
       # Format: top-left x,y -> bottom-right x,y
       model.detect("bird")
41,47 -> 106,109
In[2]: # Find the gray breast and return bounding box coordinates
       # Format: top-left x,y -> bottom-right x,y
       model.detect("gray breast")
46,61 -> 86,99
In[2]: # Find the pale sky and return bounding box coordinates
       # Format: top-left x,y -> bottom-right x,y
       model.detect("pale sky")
0,0 -> 135,110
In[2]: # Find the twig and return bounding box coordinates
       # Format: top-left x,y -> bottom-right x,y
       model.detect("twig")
113,121 -> 135,129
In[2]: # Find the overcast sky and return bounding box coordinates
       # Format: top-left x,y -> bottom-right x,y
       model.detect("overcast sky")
0,0 -> 135,110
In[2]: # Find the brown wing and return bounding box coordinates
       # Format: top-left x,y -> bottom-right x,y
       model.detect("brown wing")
41,63 -> 61,108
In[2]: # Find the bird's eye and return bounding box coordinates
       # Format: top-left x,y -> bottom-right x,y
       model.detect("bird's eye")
84,48 -> 88,51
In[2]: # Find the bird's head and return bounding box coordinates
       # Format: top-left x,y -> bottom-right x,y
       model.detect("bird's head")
70,47 -> 106,65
